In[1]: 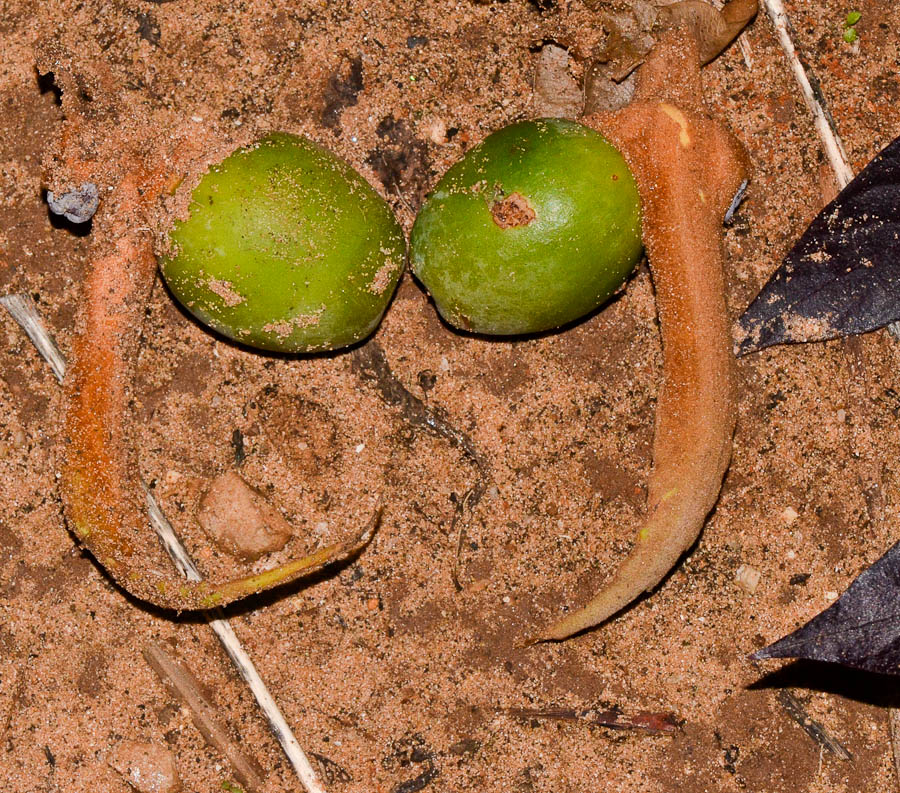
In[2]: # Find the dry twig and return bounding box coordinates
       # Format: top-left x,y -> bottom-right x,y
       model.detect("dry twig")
776,691 -> 852,761
143,644 -> 267,792
761,0 -> 853,188
505,705 -> 679,734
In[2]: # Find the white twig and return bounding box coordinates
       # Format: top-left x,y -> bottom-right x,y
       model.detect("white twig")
761,0 -> 853,189
144,489 -> 326,793
0,295 -> 66,383
1,294 -> 327,793
737,34 -> 754,70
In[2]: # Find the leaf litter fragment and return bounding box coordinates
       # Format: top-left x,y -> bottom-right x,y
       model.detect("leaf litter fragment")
737,134 -> 900,355
505,705 -> 679,734
657,0 -> 758,65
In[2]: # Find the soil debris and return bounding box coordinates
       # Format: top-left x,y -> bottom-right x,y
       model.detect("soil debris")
350,339 -> 488,589
505,705 -> 679,734
366,116 -> 433,212
322,55 -> 364,130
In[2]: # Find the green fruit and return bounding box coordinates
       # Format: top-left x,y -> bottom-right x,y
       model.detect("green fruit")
410,119 -> 642,335
160,132 -> 405,353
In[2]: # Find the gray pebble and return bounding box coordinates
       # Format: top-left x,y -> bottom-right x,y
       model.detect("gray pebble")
46,182 -> 100,224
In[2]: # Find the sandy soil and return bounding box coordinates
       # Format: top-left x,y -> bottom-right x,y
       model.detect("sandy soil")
2,1 -> 900,791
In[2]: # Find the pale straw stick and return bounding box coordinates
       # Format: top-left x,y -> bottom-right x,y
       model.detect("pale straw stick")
1,293 -> 327,793
761,0 -> 854,189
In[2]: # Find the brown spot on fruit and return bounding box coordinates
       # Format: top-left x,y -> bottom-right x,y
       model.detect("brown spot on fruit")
490,192 -> 535,228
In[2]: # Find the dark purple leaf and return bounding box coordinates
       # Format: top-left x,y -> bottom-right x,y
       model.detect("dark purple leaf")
736,134 -> 900,355
752,539 -> 900,675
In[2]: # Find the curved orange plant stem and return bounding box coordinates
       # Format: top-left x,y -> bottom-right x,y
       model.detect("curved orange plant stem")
535,30 -> 749,641
60,153 -> 376,610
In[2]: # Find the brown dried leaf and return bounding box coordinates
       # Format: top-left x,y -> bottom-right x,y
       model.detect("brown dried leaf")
657,0 -> 758,65
597,15 -> 655,81
583,60 -> 635,115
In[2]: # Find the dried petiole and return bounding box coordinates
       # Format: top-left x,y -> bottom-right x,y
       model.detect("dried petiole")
58,138 -> 379,611
534,27 -> 750,641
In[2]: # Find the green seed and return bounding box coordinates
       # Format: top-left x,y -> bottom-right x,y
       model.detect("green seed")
160,132 -> 405,353
410,119 -> 642,335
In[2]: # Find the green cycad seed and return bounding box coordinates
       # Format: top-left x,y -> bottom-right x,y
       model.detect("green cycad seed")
410,119 -> 642,336
161,132 -> 405,353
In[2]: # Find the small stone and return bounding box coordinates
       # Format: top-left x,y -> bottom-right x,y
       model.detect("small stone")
46,182 -> 100,224
735,564 -> 761,594
824,590 -> 839,602
532,43 -> 583,120
198,471 -> 292,560
422,116 -> 447,145
108,741 -> 181,793
780,506 -> 799,525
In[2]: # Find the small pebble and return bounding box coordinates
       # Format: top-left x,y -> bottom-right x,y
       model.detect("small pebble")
366,597 -> 380,611
836,408 -> 847,422
824,590 -> 839,602
11,428 -> 26,448
198,471 -> 292,560
780,506 -> 799,525
423,116 -> 447,145
735,564 -> 761,594
46,182 -> 100,224
108,741 -> 181,793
